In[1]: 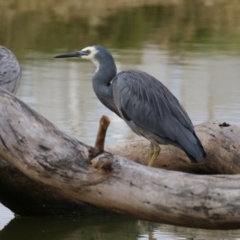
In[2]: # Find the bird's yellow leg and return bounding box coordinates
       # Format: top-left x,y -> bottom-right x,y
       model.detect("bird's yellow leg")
148,142 -> 155,165
148,143 -> 160,167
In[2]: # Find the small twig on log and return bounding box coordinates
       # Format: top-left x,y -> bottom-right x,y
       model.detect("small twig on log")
94,115 -> 110,151
88,115 -> 112,170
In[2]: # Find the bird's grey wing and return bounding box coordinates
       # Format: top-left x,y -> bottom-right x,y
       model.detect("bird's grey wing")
113,70 -> 204,160
114,70 -> 194,135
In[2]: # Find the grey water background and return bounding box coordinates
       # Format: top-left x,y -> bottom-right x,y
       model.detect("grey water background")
0,0 -> 240,239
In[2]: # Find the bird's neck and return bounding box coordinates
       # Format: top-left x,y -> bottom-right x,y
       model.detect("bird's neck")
92,60 -> 119,116
92,60 -> 117,87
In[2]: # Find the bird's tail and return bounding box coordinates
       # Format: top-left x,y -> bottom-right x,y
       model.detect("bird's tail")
177,125 -> 207,162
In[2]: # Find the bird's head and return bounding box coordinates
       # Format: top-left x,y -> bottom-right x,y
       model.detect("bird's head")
54,45 -> 114,69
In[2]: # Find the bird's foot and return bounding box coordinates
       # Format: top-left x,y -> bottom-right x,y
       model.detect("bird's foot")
148,143 -> 161,167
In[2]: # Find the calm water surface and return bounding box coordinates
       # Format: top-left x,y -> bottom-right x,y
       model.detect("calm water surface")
1,1 -> 240,239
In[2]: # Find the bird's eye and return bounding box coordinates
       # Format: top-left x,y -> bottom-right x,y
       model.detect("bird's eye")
85,50 -> 91,54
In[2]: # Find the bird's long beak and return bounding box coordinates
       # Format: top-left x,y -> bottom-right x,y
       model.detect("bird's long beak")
54,51 -> 88,58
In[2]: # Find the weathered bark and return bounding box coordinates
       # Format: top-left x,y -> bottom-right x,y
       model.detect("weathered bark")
1,88 -> 240,229
0,158 -> 107,216
0,115 -> 110,216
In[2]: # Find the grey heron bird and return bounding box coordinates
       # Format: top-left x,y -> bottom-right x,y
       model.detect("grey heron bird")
0,45 -> 21,95
55,45 -> 206,166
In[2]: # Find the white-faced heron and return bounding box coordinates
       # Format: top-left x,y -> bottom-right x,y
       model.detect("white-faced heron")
55,45 -> 206,166
0,45 -> 21,95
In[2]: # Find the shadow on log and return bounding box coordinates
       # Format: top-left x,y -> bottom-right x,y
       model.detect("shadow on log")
0,88 -> 240,229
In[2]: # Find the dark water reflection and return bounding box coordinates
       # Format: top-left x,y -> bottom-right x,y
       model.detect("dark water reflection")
0,214 -> 139,240
1,213 -> 240,240
1,0 -> 240,239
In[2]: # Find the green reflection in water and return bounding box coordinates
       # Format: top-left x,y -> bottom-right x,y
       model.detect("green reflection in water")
0,214 -> 139,240
1,1 -> 240,57
1,213 -> 240,240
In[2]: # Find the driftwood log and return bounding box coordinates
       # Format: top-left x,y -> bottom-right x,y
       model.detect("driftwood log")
0,88 -> 240,229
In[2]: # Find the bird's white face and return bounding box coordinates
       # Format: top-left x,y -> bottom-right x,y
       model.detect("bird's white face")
80,46 -> 99,70
80,46 -> 99,60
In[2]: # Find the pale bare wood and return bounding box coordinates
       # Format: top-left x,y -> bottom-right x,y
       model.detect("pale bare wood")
1,88 -> 240,229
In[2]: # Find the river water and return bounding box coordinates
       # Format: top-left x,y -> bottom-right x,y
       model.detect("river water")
1,0 -> 240,239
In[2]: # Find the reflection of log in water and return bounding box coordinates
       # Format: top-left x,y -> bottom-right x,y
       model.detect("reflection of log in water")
2,214 -> 240,240
0,214 -> 138,240
1,88 -> 240,229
